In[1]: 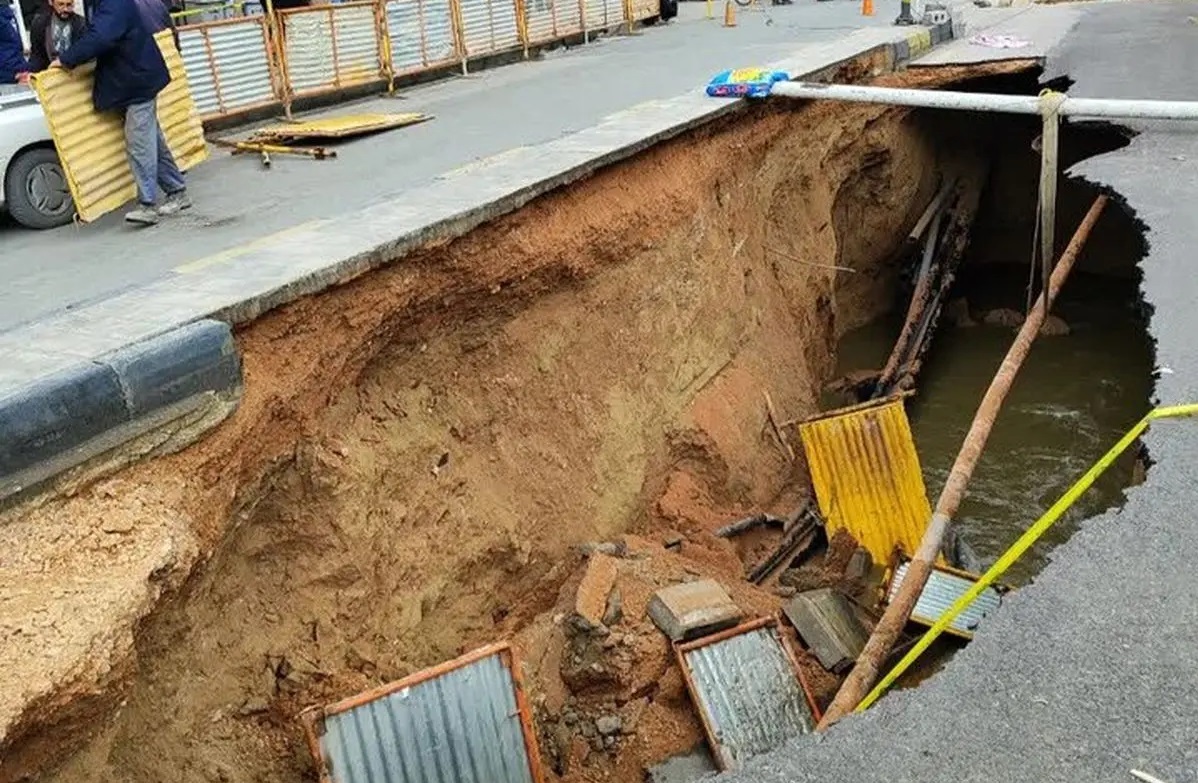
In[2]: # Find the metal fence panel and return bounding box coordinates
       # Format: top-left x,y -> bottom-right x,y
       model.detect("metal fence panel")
677,620 -> 816,771
582,0 -> 621,32
305,644 -> 542,783
797,397 -> 934,567
523,0 -> 582,44
281,3 -> 384,99
887,560 -> 1003,639
628,0 -> 657,21
458,0 -> 520,57
179,17 -> 277,121
32,31 -> 209,223
385,0 -> 458,75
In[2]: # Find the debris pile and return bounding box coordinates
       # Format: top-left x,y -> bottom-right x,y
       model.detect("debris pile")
297,397 -> 1010,782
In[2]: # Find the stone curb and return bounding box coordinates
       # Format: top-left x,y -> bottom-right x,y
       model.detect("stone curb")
0,319 -> 242,502
0,22 -> 955,502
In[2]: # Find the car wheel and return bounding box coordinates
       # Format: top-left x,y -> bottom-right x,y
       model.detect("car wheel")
4,147 -> 76,230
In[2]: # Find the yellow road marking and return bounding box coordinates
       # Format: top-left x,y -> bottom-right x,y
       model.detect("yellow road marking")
173,219 -> 326,274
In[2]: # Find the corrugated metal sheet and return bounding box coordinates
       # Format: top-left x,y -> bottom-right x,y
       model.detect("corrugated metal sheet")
179,17 -> 277,120
250,112 -> 430,140
282,3 -> 383,99
523,0 -> 582,44
32,31 -> 209,223
887,560 -> 1002,639
332,4 -> 384,84
309,644 -> 541,783
628,0 -> 656,21
385,0 -> 458,75
797,398 -> 933,566
582,0 -> 621,32
678,622 -> 815,771
458,0 -> 520,57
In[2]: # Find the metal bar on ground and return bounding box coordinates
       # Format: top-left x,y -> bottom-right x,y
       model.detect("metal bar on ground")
858,402 -> 1198,711
770,82 -> 1198,121
817,195 -> 1110,729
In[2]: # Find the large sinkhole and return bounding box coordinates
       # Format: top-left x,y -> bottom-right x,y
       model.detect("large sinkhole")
4,64 -> 1156,783
831,67 -> 1154,585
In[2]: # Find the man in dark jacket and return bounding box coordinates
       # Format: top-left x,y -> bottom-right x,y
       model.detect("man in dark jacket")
29,0 -> 85,71
0,2 -> 31,84
55,0 -> 189,225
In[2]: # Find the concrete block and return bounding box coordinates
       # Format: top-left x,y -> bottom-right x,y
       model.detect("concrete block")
102,319 -> 241,417
648,579 -> 742,642
0,361 -> 128,476
574,552 -> 620,629
784,588 -> 868,673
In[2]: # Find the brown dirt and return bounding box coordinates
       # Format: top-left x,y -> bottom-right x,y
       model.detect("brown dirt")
0,62 -> 1030,783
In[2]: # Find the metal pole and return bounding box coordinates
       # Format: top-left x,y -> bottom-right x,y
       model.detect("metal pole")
894,0 -> 915,25
770,81 -> 1198,121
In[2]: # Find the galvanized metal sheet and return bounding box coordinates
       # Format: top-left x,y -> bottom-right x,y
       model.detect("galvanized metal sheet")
582,0 -> 621,32
332,4 -> 384,84
887,560 -> 1002,639
628,0 -> 656,21
312,645 -> 540,783
250,112 -> 430,141
281,9 -> 336,94
179,17 -> 277,120
458,0 -> 520,57
282,3 -> 383,98
32,31 -> 209,223
385,0 -> 458,75
679,623 -> 815,771
798,398 -> 933,566
523,0 -> 582,44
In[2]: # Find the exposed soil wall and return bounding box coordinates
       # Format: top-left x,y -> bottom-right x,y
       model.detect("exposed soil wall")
0,64 -> 1024,783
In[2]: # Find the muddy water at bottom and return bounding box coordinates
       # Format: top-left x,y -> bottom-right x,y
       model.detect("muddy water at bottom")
833,264 -> 1154,585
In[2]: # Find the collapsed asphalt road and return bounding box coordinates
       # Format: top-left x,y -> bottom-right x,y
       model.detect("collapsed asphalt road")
716,3 -> 1198,782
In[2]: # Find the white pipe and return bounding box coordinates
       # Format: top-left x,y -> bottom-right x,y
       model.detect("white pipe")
770,82 -> 1198,121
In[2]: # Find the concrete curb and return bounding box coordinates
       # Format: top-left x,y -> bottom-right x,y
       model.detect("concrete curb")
0,319 -> 242,502
0,23 -> 955,502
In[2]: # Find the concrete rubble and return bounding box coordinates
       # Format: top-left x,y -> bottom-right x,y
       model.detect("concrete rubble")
647,579 -> 743,642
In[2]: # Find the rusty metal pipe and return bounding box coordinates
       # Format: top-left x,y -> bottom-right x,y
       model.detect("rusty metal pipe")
818,194 -> 1110,729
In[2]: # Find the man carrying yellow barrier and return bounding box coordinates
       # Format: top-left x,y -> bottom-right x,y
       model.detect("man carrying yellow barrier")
50,0 -> 190,225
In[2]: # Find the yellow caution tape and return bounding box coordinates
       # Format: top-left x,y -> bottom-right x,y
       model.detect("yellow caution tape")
857,402 -> 1198,712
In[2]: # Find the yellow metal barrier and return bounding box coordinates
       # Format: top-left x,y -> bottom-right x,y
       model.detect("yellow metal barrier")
178,16 -> 279,122
857,402 -> 1198,712
798,397 -> 935,566
33,31 -> 208,223
277,1 -> 388,109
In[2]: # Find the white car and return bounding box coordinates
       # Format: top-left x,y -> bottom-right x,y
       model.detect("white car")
0,84 -> 74,229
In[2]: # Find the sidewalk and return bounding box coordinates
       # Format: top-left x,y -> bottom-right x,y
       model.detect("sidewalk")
0,0 -> 896,332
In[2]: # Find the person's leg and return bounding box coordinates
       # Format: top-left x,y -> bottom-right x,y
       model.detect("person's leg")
123,100 -> 160,225
154,121 -> 191,215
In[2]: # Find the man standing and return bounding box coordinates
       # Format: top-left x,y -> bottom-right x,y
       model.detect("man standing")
55,0 -> 189,225
29,0 -> 85,72
0,1 -> 30,84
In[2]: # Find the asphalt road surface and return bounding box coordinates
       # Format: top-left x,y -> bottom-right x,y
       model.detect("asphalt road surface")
0,0 -> 891,330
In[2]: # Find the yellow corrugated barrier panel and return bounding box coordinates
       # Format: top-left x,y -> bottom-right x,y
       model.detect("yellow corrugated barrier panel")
798,397 -> 932,566
249,112 -> 431,141
32,30 -> 209,223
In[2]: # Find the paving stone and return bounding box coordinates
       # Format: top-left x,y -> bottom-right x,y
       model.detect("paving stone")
648,579 -> 742,642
